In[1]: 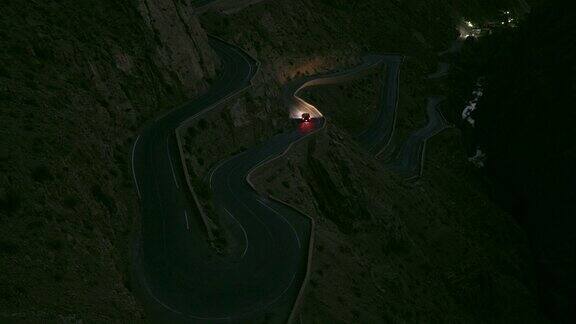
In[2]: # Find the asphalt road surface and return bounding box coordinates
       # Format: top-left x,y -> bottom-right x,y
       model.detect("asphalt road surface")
355,55 -> 403,155
386,96 -> 451,179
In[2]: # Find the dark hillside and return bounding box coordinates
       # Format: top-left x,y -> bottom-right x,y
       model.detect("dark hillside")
448,1 -> 576,321
0,0 -> 217,320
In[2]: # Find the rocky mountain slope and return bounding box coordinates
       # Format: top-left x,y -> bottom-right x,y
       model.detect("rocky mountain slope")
0,0 -> 217,321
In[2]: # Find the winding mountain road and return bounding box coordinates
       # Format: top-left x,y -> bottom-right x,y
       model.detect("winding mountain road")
290,54 -> 404,156
345,43 -> 459,179
355,55 -> 403,155
386,96 -> 451,179
132,35 -> 319,323
132,26 -> 458,321
379,42 -> 460,179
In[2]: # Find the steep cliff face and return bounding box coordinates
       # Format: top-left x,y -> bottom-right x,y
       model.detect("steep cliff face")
0,0 -> 217,321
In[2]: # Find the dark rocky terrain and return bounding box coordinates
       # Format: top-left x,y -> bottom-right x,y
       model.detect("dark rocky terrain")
0,0 -> 217,320
0,0 -> 564,322
448,1 -> 576,321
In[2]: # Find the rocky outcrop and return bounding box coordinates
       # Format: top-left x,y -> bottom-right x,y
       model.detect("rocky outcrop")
138,0 -> 219,94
